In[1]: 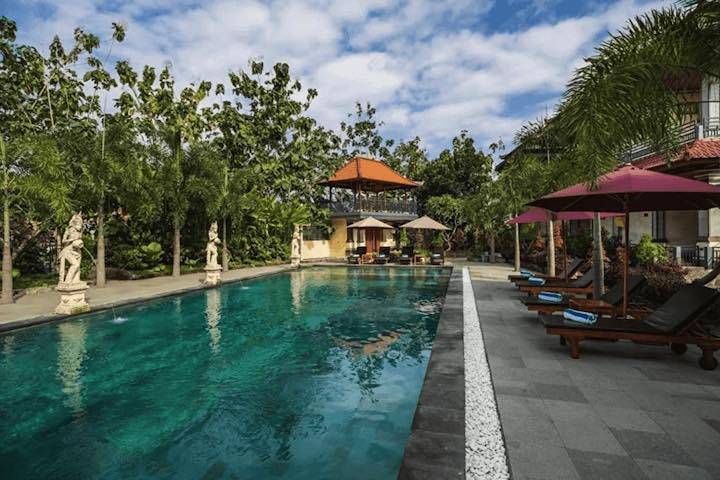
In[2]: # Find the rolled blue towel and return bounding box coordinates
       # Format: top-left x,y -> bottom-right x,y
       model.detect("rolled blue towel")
563,308 -> 598,325
520,269 -> 533,275
528,277 -> 545,286
538,292 -> 563,303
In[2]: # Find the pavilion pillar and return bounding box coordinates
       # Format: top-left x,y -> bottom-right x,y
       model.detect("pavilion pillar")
547,219 -> 556,276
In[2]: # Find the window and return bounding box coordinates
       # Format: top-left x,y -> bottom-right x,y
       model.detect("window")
652,211 -> 666,241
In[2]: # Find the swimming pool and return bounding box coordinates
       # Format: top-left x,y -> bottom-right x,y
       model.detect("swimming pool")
0,266 -> 451,479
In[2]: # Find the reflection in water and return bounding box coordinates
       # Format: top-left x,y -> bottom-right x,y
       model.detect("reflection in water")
205,289 -> 222,353
334,331 -> 402,357
2,335 -> 15,360
291,269 -> 305,313
56,322 -> 87,414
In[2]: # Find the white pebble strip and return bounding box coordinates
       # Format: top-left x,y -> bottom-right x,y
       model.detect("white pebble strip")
463,267 -> 510,480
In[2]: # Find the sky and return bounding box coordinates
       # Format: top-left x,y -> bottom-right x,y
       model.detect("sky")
3,0 -> 672,157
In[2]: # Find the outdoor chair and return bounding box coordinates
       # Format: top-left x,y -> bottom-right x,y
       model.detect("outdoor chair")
347,246 -> 367,264
431,251 -> 444,265
516,267 -> 596,298
375,247 -> 391,264
509,258 -> 585,283
540,284 -> 720,370
522,275 -> 646,317
398,246 -> 414,265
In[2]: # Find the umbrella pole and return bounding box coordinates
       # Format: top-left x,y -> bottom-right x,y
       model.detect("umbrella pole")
563,220 -> 568,285
623,207 -> 630,318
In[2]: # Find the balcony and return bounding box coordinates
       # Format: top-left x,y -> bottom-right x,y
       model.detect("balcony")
621,110 -> 720,164
320,197 -> 418,220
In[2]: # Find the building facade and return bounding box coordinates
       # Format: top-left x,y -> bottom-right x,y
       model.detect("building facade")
602,74 -> 720,267
301,156 -> 419,260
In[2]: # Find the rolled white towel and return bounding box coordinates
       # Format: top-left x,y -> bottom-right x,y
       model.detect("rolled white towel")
563,308 -> 598,325
538,292 -> 563,303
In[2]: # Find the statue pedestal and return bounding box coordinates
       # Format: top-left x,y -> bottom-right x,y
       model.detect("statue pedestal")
291,255 -> 301,267
55,282 -> 90,315
203,265 -> 222,286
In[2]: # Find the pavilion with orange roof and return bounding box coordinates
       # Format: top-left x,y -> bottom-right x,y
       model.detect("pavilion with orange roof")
302,156 -> 420,260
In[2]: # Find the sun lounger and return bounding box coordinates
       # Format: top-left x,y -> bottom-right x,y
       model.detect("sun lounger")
509,258 -> 585,283
374,247 -> 390,264
347,246 -> 367,264
522,275 -> 646,316
517,267 -> 595,298
398,247 -> 414,265
540,284 -> 720,370
431,252 -> 444,265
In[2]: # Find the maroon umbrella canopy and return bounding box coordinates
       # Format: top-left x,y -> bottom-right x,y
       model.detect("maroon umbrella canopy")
528,164 -> 720,213
527,163 -> 720,318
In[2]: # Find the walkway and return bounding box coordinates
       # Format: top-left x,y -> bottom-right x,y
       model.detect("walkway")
0,264 -> 294,331
469,263 -> 720,480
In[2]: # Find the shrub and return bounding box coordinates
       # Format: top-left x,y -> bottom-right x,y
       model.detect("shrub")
639,261 -> 686,306
109,242 -> 165,270
399,229 -> 410,247
634,234 -> 668,265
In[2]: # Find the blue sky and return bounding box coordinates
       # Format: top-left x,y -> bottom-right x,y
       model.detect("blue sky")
3,0 -> 670,157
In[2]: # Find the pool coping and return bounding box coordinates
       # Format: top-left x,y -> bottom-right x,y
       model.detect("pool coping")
398,266 -> 465,479
0,265 -> 297,334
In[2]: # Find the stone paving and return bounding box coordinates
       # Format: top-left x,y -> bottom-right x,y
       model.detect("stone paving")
470,263 -> 720,480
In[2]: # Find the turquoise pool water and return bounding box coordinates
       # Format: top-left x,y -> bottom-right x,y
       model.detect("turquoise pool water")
0,267 -> 450,479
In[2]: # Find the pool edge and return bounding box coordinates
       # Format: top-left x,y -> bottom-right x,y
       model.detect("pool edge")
0,266 -> 297,334
397,266 -> 465,479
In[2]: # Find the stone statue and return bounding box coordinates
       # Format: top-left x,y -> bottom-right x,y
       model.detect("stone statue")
206,222 -> 221,268
55,213 -> 90,314
58,213 -> 84,285
291,225 -> 301,258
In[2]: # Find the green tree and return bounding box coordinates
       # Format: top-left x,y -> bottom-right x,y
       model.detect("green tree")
340,102 -> 394,159
420,131 -> 493,202
116,62 -> 213,277
0,17 -> 104,302
386,137 -> 427,179
426,195 -> 466,253
465,182 -> 509,263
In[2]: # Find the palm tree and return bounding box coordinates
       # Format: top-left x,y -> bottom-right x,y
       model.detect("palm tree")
556,1 -> 720,179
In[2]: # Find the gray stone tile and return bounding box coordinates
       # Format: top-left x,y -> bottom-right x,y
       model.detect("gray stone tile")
566,449 -> 647,480
533,383 -> 588,403
522,356 -> 563,371
504,442 -> 579,480
610,428 -> 696,466
411,405 -> 463,436
577,385 -> 639,409
595,405 -> 664,433
496,394 -> 565,448
489,355 -> 526,369
635,459 -> 713,480
702,417 -> 720,436
648,412 -> 720,474
544,400 -> 627,455
494,379 -> 537,398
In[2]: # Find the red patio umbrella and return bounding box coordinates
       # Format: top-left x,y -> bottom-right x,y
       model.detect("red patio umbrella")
507,208 -> 621,283
529,164 -> 720,316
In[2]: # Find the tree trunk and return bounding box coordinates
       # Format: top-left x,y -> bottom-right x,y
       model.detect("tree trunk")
514,222 -> 520,271
592,212 -> 605,299
172,220 -> 181,278
489,235 -> 496,263
547,219 -> 556,276
1,196 -> 12,304
96,202 -> 106,287
222,216 -> 229,272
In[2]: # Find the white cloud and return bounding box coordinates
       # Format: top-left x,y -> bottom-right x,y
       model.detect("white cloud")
12,0 -> 670,155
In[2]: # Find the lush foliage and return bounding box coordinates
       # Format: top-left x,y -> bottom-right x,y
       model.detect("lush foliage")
634,234 -> 669,265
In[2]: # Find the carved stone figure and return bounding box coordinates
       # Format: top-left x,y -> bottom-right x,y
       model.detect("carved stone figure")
55,213 -> 89,314
206,222 -> 221,268
58,213 -> 84,285
203,222 -> 222,286
291,224 -> 302,266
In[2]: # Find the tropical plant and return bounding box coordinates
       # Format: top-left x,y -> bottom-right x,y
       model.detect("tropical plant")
426,195 -> 466,253
634,234 -> 669,264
